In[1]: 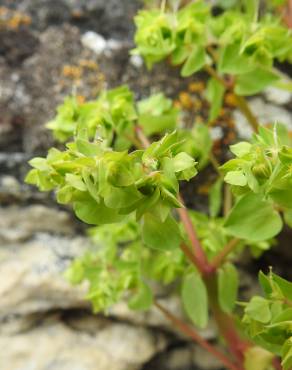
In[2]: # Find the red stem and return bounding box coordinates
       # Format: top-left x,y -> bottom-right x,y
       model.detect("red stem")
135,125 -> 213,275
282,0 -> 292,28
210,238 -> 240,269
204,275 -> 250,368
135,124 -> 249,366
155,301 -> 241,370
272,357 -> 283,370
177,196 -> 214,275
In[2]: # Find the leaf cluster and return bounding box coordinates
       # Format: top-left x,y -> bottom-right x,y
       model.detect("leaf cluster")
46,86 -> 179,148
243,271 -> 292,370
133,0 -> 292,120
65,217 -> 186,312
25,130 -> 196,244
222,125 -> 292,240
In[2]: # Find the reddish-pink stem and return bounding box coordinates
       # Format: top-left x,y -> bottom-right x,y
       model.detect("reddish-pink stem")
177,195 -> 214,275
135,124 -> 250,366
155,301 -> 241,370
272,357 -> 283,370
210,238 -> 240,269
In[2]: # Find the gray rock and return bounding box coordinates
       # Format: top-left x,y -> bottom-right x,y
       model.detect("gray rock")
0,315 -> 167,370
7,0 -> 140,38
264,86 -> 292,105
233,97 -> 292,139
109,298 -> 216,340
146,346 -> 194,370
0,205 -> 75,243
192,345 -> 222,370
0,228 -> 216,341
0,234 -> 89,318
81,31 -> 107,54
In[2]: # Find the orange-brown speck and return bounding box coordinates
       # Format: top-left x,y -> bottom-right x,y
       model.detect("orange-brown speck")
188,81 -> 205,93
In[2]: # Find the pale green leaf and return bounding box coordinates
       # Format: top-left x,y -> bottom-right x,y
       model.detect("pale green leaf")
182,272 -> 208,328
218,263 -> 239,313
224,171 -> 247,186
128,282 -> 153,311
142,214 -> 181,250
225,193 -> 283,241
245,296 -> 271,323
235,68 -> 279,96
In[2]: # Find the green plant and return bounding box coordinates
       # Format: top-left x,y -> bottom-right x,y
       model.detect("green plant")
26,1 -> 292,369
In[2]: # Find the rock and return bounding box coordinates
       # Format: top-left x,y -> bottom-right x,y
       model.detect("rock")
192,345 -> 222,370
0,28 -> 39,66
210,126 -> 224,140
0,175 -> 34,204
264,86 -> 292,105
233,97 -> 292,139
81,31 -> 107,55
4,0 -> 140,38
0,313 -> 44,335
0,152 -> 29,178
0,234 -> 89,318
130,54 -> 144,68
0,205 -> 75,243
144,346 -> 194,370
0,315 -> 167,370
81,31 -> 125,57
0,228 -> 216,341
109,298 -> 216,341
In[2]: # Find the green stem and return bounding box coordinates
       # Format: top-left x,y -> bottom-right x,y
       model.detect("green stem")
234,94 -> 259,132
224,183 -> 233,217
205,50 -> 260,133
209,151 -> 221,175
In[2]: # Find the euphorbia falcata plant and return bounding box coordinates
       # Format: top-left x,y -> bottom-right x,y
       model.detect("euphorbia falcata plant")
26,1 -> 292,369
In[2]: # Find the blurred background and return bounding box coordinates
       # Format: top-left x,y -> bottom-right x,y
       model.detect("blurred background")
0,1 -> 292,370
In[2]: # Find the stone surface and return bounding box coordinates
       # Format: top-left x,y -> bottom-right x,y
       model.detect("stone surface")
2,0 -> 140,37
0,315 -> 167,370
0,205 -> 75,243
192,345 -> 222,370
264,86 -> 292,105
144,346 -> 194,370
0,228 -> 216,340
0,234 -> 89,318
233,97 -> 292,139
109,299 -> 216,340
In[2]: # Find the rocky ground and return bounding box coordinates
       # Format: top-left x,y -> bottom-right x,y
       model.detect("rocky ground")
1,1 -> 292,370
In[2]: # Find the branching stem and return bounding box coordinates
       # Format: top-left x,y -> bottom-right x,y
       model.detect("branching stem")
177,194 -> 214,275
210,238 -> 240,269
134,125 -> 249,367
154,301 -> 241,370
